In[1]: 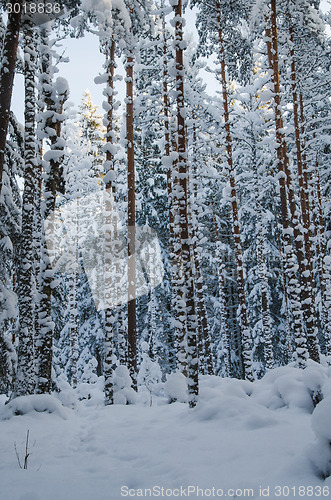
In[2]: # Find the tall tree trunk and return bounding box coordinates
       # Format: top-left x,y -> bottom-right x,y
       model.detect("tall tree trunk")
314,164 -> 331,355
0,0 -> 23,197
36,28 -> 68,393
161,16 -> 186,375
13,17 -> 36,397
256,230 -> 274,370
275,219 -> 293,361
69,264 -> 78,388
211,199 -> 231,376
216,2 -> 253,381
34,89 -> 44,386
170,120 -> 188,375
103,37 -> 118,404
191,127 -> 213,376
288,19 -> 320,362
125,40 -> 137,389
173,0 -> 199,407
250,131 -> 274,370
265,6 -> 308,368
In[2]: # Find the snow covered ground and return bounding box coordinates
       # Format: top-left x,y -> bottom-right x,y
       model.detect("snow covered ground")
0,363 -> 330,500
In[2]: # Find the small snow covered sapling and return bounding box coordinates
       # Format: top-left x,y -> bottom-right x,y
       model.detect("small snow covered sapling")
164,372 -> 188,404
113,365 -> 137,405
138,341 -> 162,406
14,430 -> 33,470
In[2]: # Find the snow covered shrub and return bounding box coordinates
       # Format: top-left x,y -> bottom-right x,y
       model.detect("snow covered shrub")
0,395 -> 69,420
113,366 -> 137,405
252,364 -> 329,412
164,372 -> 188,404
81,356 -> 99,384
53,373 -> 77,407
310,397 -> 331,478
75,377 -> 104,406
138,341 -> 162,403
302,365 -> 328,407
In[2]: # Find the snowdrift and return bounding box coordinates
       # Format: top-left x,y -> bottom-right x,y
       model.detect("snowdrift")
0,363 -> 330,500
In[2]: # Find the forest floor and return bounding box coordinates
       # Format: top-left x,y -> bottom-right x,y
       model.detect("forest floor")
0,363 -> 330,500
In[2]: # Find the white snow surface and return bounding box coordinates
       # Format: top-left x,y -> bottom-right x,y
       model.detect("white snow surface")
0,363 -> 330,500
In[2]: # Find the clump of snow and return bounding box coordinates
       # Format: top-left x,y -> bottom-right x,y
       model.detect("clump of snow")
54,77 -> 69,96
0,395 -> 69,420
164,372 -> 188,403
113,365 -> 137,405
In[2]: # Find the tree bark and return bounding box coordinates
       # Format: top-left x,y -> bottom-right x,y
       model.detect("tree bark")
0,0 -> 23,197
211,198 -> 231,376
36,29 -> 68,393
161,16 -> 186,375
216,2 -> 253,381
265,5 -> 308,368
14,17 -> 36,398
288,19 -> 320,362
173,0 -> 199,407
126,41 -> 137,389
191,127 -> 213,376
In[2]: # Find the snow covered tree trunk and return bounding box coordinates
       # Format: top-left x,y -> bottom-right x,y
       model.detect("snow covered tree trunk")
68,268 -> 78,388
170,126 -> 188,376
36,29 -> 68,393
191,131 -> 213,376
275,222 -> 293,360
265,8 -> 308,368
0,328 -> 16,394
288,20 -> 320,363
218,251 -> 231,376
173,0 -> 199,407
102,37 -> 117,405
33,87 -> 45,382
216,4 -> 253,381
0,0 -> 23,196
250,133 -> 274,370
102,36 -> 126,402
307,113 -> 331,357
212,202 -> 231,377
160,16 -> 186,376
13,17 -> 37,397
314,166 -> 331,355
125,41 -> 137,390
256,231 -> 274,370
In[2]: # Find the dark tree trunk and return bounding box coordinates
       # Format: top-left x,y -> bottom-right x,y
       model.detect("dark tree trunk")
288,20 -> 320,363
14,17 -> 36,398
36,29 -> 68,393
103,37 -> 118,405
126,43 -> 137,389
173,0 -> 199,407
265,6 -> 308,368
216,2 -> 253,381
0,0 -> 23,196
